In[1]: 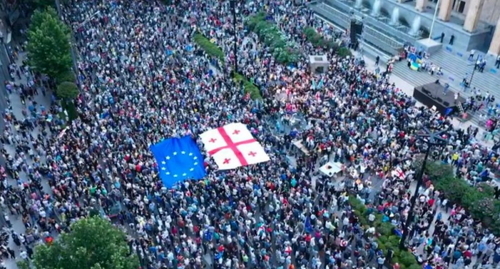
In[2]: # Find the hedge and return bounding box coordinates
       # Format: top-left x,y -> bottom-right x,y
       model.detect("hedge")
192,33 -> 262,99
304,27 -> 331,48
425,161 -> 500,235
348,196 -> 421,269
193,33 -> 225,61
245,12 -> 300,64
61,99 -> 78,121
56,70 -> 76,83
303,27 -> 352,57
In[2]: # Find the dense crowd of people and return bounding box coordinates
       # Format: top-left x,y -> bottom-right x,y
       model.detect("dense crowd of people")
2,0 -> 500,269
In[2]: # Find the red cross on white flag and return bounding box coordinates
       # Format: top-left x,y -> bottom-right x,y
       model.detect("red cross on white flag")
200,123 -> 270,170
391,167 -> 406,180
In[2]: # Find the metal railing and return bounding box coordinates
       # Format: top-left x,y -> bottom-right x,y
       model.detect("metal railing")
315,3 -> 403,55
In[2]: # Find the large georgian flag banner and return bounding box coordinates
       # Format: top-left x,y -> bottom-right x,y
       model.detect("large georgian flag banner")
200,123 -> 270,170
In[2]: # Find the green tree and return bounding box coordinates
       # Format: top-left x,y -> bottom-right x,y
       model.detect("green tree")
31,0 -> 56,8
56,70 -> 76,83
21,0 -> 57,12
56,81 -> 79,99
33,217 -> 139,269
56,81 -> 79,121
16,260 -> 30,269
30,7 -> 59,30
27,7 -> 72,79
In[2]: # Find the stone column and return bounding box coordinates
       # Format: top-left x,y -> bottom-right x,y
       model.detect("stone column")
463,0 -> 485,32
415,0 -> 428,12
488,18 -> 500,55
438,0 -> 453,21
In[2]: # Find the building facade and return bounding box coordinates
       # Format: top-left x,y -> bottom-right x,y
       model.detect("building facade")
397,0 -> 500,54
404,0 -> 500,25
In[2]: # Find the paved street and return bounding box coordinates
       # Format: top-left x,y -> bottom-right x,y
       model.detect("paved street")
0,18 -> 14,164
0,52 -> 52,269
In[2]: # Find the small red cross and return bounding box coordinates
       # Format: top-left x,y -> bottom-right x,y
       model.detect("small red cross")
233,130 -> 240,135
223,158 -> 231,164
209,138 -> 217,143
248,151 -> 257,157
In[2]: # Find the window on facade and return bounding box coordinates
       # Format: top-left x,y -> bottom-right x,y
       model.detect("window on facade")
458,1 -> 466,13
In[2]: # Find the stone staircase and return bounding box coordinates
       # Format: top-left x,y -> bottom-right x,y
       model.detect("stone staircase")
310,2 -> 403,56
391,51 -> 498,125
430,50 -> 500,93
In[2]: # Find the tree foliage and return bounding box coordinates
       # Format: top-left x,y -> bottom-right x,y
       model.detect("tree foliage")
303,27 -> 337,49
24,0 -> 56,10
426,161 -> 500,235
348,197 -> 420,268
193,32 -> 262,99
245,12 -> 300,64
193,32 -> 225,61
56,70 -> 76,83
33,217 -> 139,269
56,81 -> 79,99
30,7 -> 59,30
27,7 -> 72,79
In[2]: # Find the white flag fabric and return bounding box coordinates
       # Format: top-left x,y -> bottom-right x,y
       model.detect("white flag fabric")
391,167 -> 406,179
200,123 -> 270,170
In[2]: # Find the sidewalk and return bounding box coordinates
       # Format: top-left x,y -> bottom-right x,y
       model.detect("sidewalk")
1,52 -> 53,269
0,12 -> 12,133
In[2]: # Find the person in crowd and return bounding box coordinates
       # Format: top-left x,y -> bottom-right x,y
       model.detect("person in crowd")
1,0 -> 500,269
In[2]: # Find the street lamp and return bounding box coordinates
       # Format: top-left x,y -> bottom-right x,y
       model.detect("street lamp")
428,0 -> 441,40
467,55 -> 481,87
399,128 -> 448,250
230,0 -> 239,73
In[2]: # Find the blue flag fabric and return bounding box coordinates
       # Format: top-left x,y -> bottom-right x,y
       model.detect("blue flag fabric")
150,136 -> 206,187
305,216 -> 313,233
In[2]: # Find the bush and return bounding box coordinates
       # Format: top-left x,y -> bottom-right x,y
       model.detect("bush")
303,27 -> 338,50
56,81 -> 79,100
337,47 -> 352,57
193,33 -> 225,61
426,162 -> 500,235
245,12 -> 300,64
192,32 -> 262,99
61,100 -> 78,121
57,70 -> 76,83
233,73 -> 262,100
348,196 -> 420,269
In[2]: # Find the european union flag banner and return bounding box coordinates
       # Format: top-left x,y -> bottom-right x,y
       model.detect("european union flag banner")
150,136 -> 206,187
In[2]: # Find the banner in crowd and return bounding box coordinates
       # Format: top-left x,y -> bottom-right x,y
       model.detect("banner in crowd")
150,136 -> 206,187
200,123 -> 270,170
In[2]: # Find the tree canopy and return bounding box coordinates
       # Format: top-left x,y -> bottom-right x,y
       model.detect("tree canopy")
56,70 -> 76,83
30,6 -> 59,29
27,7 -> 73,79
23,0 -> 56,12
56,81 -> 79,99
33,217 -> 139,269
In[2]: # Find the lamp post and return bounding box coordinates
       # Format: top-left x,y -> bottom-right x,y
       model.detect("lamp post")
468,55 -> 480,87
429,0 -> 441,40
230,0 -> 239,73
399,128 -> 448,250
